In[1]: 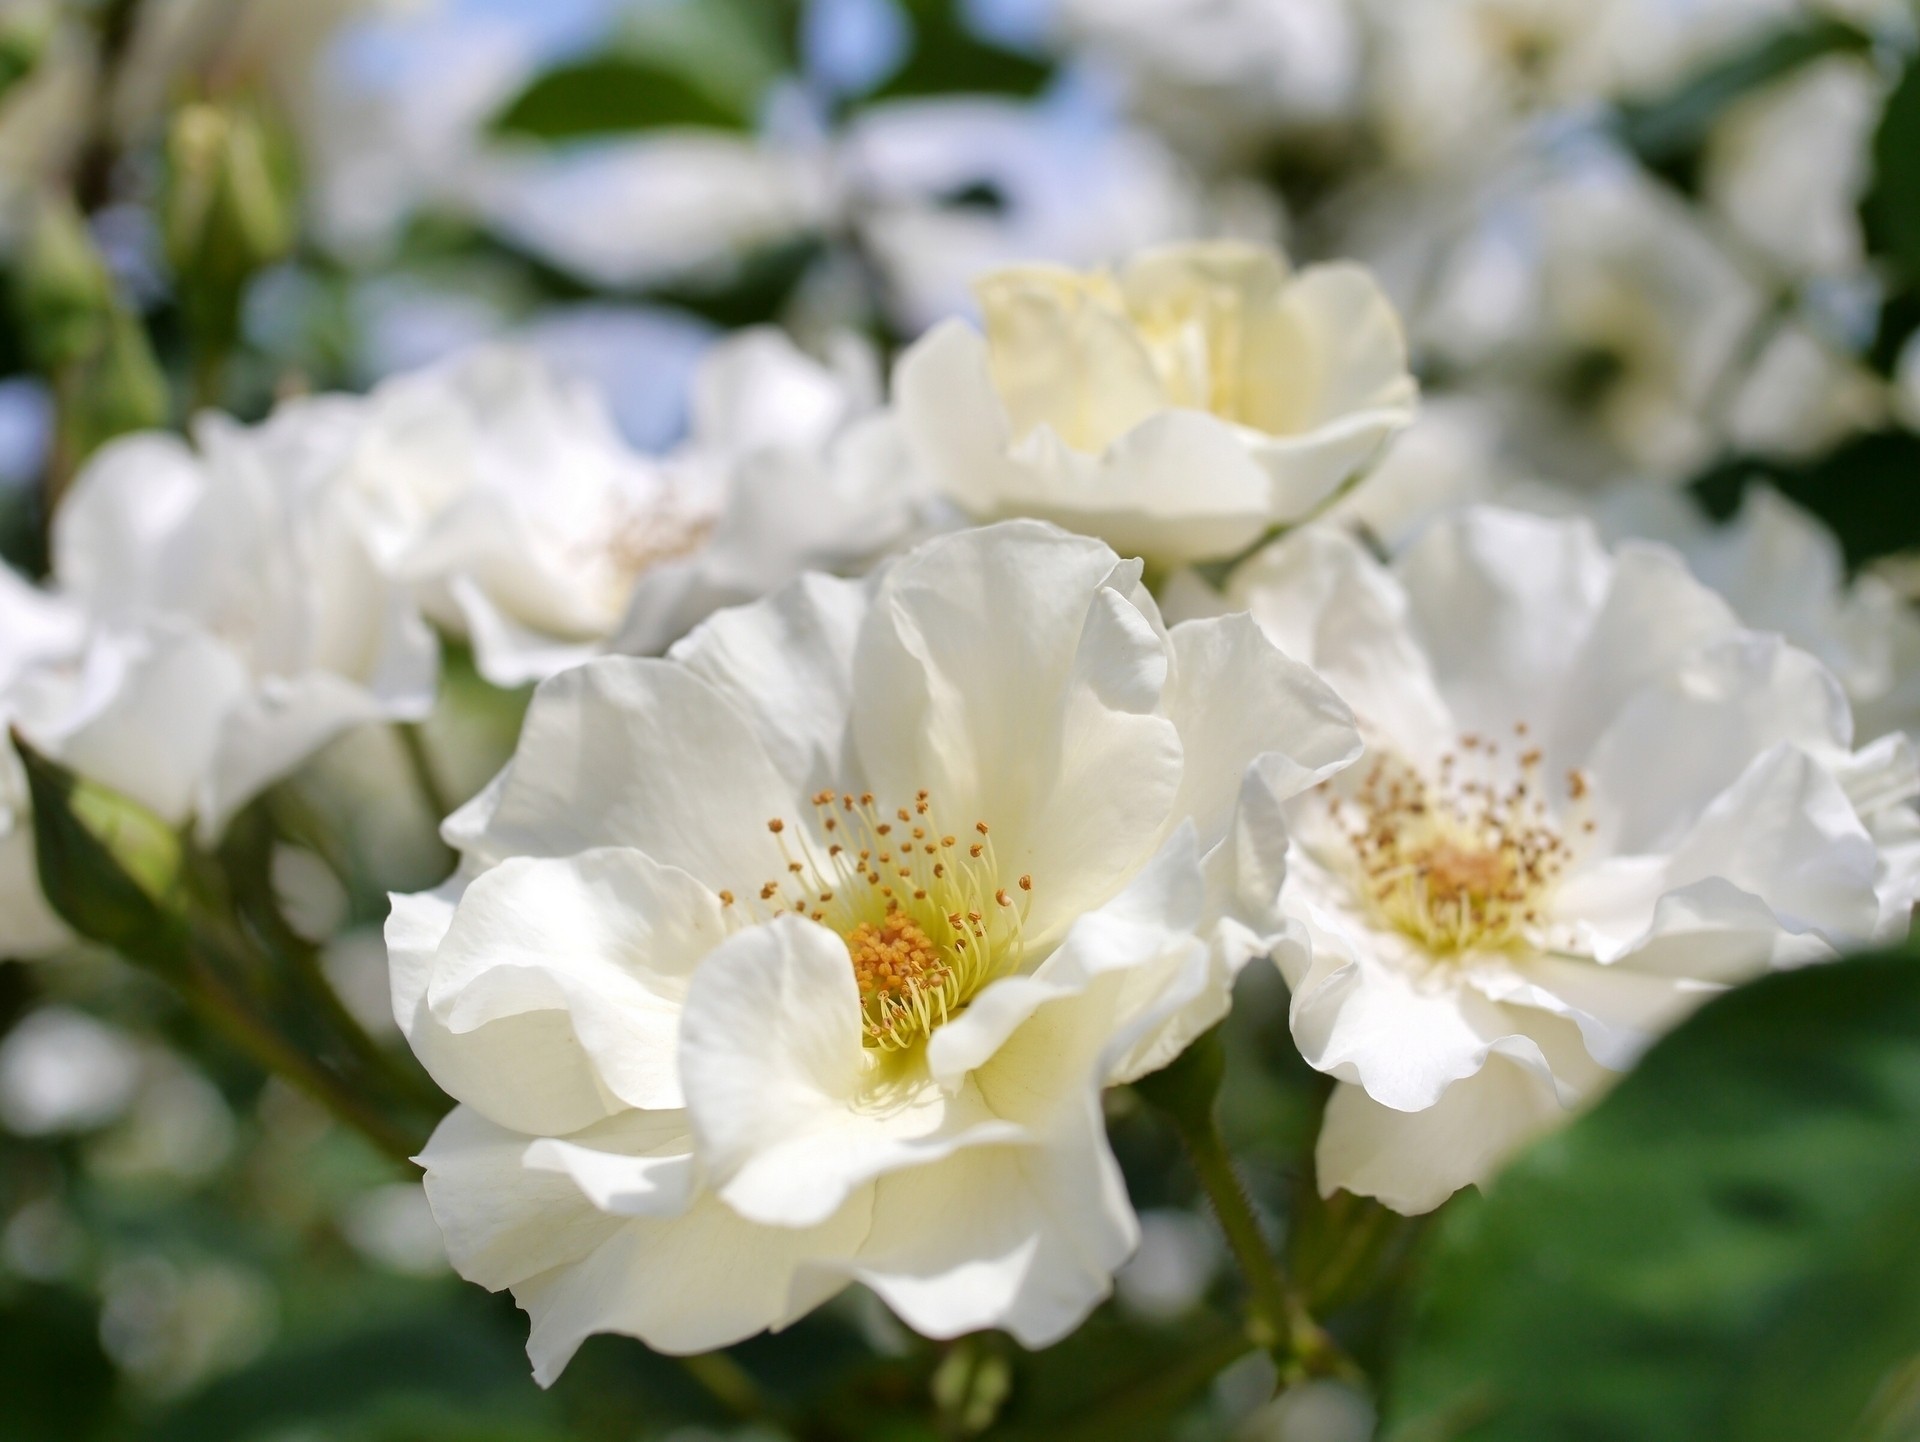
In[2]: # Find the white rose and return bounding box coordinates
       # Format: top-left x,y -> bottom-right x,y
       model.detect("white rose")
345,333 -> 928,687
895,241 -> 1416,570
1214,507 -> 1918,1215
25,397 -> 438,840
392,520 -> 1359,1379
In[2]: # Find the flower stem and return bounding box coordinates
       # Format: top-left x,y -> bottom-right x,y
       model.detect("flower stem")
1181,1114 -> 1292,1352
397,721 -> 456,825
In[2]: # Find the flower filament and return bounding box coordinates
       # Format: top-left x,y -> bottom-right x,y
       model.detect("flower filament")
1331,725 -> 1589,955
727,790 -> 1035,1051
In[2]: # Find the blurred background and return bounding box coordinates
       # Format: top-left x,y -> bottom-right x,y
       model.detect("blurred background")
2,0 -> 1919,1438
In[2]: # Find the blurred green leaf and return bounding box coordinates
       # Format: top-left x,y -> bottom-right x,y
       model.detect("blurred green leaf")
14,730 -> 191,975
0,1283 -> 123,1441
1690,428 -> 1920,571
1616,18 -> 1872,191
873,0 -> 1051,101
1864,50 -> 1920,291
494,0 -> 789,140
1382,949 -> 1920,1442
493,55 -> 750,139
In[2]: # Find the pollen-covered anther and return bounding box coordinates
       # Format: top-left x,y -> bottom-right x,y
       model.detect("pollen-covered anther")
1332,733 -> 1587,955
731,788 -> 1038,1050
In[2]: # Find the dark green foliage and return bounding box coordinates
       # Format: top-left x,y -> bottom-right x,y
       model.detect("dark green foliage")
1384,950 -> 1920,1442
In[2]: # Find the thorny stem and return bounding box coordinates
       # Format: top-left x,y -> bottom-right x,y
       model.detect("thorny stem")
1172,1109 -> 1356,1388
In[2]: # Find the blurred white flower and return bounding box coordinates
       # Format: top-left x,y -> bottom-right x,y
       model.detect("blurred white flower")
0,564 -> 85,956
394,521 -> 1358,1377
1115,1206 -> 1221,1322
1058,0 -> 1363,159
345,329 -> 926,686
0,1007 -> 143,1135
1573,486 -> 1920,745
1410,155 -> 1761,482
895,241 -> 1415,569
1218,507 -> 1918,1214
841,90 -> 1224,336
1701,54 -> 1883,282
470,133 -> 834,293
27,398 -> 440,837
1361,0 -> 1812,169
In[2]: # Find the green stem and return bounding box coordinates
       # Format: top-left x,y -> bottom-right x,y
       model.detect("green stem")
1181,1117 -> 1295,1355
179,931 -> 423,1165
678,1351 -> 771,1424
397,721 -> 456,826
1170,1108 -> 1356,1385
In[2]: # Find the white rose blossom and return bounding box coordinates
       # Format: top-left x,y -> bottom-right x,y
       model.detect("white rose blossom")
344,331 -> 928,687
1190,507 -> 1920,1215
894,242 -> 1417,571
391,521 -> 1360,1379
12,397 -> 438,846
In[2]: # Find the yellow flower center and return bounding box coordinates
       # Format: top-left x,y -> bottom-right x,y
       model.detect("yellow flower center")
724,791 -> 1035,1051
1331,727 -> 1591,955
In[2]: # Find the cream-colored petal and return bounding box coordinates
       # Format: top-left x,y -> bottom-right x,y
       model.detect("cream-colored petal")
680,916 -> 1023,1229
455,656 -> 793,887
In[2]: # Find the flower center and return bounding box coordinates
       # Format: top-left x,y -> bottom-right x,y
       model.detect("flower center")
1331,727 -> 1590,955
724,791 -> 1035,1051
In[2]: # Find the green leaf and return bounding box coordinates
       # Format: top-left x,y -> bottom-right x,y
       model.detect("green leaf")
1863,52 -> 1920,286
13,729 -> 191,974
493,55 -> 749,140
492,0 -> 789,141
872,0 -> 1052,101
1616,18 -> 1872,190
1382,949 -> 1920,1442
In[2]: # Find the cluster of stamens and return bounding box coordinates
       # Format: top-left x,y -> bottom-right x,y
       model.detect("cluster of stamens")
1329,724 -> 1593,955
719,790 -> 1035,1051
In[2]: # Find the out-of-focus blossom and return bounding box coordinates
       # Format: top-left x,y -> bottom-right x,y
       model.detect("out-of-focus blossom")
302,0 -> 626,258
344,328 -> 926,686
841,89 -> 1231,335
24,400 -> 440,837
394,521 -> 1358,1377
0,565 -> 84,956
1581,486 -> 1920,744
469,133 -> 834,293
0,1006 -> 143,1134
1701,55 -> 1884,282
1056,0 -> 1363,161
1406,154 -> 1759,482
1216,507 -> 1918,1214
895,241 -> 1415,569
1361,0 -> 1815,170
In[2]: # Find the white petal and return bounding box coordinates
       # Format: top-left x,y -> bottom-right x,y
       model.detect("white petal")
416,1105 -> 630,1291
1315,1056 -> 1569,1216
388,877 -> 620,1137
845,1097 -> 1135,1347
428,848 -> 726,1113
1396,508 -> 1611,742
457,657 -> 793,887
1547,542 -> 1740,768
1583,634 -> 1851,855
669,570 -> 871,799
852,522 -> 1182,942
1225,526 -> 1453,767
680,915 -> 1022,1228
1276,871 -> 1563,1112
1162,612 -> 1360,848
927,827 -> 1211,1094
518,1187 -> 869,1380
